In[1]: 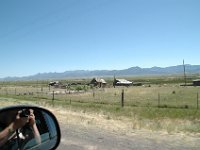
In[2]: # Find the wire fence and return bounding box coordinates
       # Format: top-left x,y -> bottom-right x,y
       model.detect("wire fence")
0,85 -> 199,109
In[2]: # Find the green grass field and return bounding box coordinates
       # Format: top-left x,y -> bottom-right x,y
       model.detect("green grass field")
0,75 -> 200,133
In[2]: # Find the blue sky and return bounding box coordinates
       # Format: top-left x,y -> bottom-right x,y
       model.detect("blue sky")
0,0 -> 200,78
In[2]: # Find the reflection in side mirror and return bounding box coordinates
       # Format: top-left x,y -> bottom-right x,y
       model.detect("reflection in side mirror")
0,106 -> 61,150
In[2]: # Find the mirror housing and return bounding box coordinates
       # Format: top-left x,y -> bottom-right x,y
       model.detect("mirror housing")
0,105 -> 61,150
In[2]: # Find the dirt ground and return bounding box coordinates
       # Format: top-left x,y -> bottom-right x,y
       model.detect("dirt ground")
51,107 -> 200,150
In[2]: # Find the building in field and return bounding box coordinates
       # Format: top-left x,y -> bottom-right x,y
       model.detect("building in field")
48,81 -> 60,86
113,78 -> 132,87
193,79 -> 200,86
90,78 -> 107,88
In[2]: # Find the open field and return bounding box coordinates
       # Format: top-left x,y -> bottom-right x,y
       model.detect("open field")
0,75 -> 200,134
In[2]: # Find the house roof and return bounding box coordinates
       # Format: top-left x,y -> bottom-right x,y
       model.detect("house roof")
100,79 -> 107,84
115,79 -> 132,84
193,79 -> 200,82
93,78 -> 107,84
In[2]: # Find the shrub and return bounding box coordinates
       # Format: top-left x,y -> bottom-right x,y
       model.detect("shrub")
184,105 -> 189,109
115,107 -> 120,111
75,86 -> 83,91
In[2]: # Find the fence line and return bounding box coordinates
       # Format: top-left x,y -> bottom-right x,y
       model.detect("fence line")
0,86 -> 200,109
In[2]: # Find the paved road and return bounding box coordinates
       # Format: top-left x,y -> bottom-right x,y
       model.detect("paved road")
57,123 -> 200,150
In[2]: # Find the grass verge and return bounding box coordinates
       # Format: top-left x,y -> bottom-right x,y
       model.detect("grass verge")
1,95 -> 200,135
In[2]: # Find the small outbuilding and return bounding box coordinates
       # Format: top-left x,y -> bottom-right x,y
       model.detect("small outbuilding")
90,78 -> 107,88
113,79 -> 132,87
49,81 -> 60,86
193,79 -> 200,86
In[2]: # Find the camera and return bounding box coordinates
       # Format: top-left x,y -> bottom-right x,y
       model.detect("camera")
19,109 -> 30,117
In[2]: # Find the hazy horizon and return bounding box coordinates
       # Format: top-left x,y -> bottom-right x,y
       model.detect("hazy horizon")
1,64 -> 199,79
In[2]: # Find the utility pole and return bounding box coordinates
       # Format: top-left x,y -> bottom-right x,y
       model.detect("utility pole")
121,89 -> 124,107
183,59 -> 187,86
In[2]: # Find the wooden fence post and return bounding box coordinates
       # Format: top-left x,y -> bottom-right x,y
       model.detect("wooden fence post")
197,93 -> 199,110
52,91 -> 55,101
158,93 -> 160,107
52,91 -> 55,106
121,89 -> 124,107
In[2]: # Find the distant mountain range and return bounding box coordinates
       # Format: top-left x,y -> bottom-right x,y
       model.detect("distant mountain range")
1,64 -> 200,81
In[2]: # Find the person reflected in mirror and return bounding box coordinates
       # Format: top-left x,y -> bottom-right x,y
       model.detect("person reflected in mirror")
0,110 -> 28,147
21,109 -> 41,145
0,109 -> 41,149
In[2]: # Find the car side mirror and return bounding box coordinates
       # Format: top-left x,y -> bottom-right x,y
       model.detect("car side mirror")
0,105 -> 61,150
